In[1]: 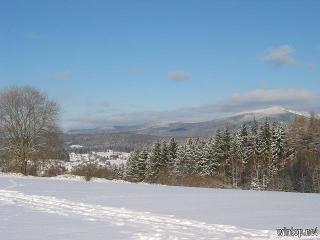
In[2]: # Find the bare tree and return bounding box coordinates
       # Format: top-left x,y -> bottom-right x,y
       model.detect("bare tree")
0,86 -> 60,175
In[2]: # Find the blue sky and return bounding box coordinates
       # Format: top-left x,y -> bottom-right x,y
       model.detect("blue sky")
0,0 -> 319,130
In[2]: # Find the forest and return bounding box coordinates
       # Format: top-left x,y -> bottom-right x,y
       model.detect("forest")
125,115 -> 320,193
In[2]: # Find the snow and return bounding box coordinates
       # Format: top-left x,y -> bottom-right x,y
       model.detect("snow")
69,144 -> 84,149
234,106 -> 311,118
0,175 -> 319,239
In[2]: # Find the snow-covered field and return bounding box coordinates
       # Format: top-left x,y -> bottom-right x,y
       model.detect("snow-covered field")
0,174 -> 319,240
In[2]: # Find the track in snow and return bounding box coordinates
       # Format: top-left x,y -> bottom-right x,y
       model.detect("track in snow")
0,189 -> 273,240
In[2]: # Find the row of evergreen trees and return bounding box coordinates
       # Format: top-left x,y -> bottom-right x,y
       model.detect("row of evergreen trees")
126,118 -> 288,189
126,115 -> 320,192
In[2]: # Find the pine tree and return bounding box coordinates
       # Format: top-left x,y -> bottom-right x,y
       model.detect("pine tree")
256,125 -> 266,156
168,138 -> 178,168
214,129 -> 225,164
251,117 -> 259,137
194,138 -> 206,175
222,127 -> 232,181
262,118 -> 272,153
136,149 -> 148,181
146,141 -> 162,181
229,132 -> 242,187
240,122 -> 257,186
269,123 -> 286,185
200,138 -> 219,176
174,144 -> 187,175
272,123 -> 285,162
239,123 -> 251,164
185,138 -> 196,175
161,141 -> 169,169
249,118 -> 261,189
254,119 -> 272,188
125,149 -> 141,182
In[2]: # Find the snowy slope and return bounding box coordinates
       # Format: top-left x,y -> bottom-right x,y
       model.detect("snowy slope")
0,175 -> 319,239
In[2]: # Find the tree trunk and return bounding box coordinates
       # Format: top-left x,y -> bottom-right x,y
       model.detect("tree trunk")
20,159 -> 28,175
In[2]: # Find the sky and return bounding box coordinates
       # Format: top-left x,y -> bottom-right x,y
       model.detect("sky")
0,0 -> 320,130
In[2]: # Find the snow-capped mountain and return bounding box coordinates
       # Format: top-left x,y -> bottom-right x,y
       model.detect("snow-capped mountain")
67,106 -> 312,137
132,106 -> 308,137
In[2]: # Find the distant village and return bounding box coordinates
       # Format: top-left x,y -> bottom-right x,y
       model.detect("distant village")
66,145 -> 130,170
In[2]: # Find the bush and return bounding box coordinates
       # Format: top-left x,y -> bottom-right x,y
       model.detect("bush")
144,171 -> 231,188
71,163 -> 125,181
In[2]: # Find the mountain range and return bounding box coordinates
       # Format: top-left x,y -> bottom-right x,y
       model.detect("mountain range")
68,106 -> 310,138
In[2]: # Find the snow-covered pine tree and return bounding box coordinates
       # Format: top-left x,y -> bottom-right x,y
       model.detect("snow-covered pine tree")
136,149 -> 148,181
256,125 -> 266,156
194,138 -> 206,175
239,123 -> 251,164
262,118 -> 272,153
185,138 -> 196,175
249,118 -> 263,189
269,122 -> 286,184
241,123 -> 256,186
272,123 -> 285,162
200,138 -> 219,176
212,129 -> 225,178
214,129 -> 225,164
251,117 -> 259,137
229,131 -> 243,187
146,141 -> 162,181
253,119 -> 272,189
263,119 -> 273,186
168,138 -> 178,168
174,144 -> 187,175
125,149 -> 141,182
222,127 -> 232,181
161,141 -> 169,173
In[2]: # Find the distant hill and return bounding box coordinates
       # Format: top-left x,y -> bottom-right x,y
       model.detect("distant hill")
62,132 -> 189,153
67,106 -> 310,138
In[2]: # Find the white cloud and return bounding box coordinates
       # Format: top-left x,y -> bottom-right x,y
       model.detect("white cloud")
263,44 -> 297,66
26,31 -> 41,40
304,62 -> 316,70
166,70 -> 190,81
34,69 -> 73,81
55,69 -> 73,80
229,89 -> 313,105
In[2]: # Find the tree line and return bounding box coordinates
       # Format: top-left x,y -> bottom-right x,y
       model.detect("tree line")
126,115 -> 320,193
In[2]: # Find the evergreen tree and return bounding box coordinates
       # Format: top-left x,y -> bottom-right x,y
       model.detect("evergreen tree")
269,123 -> 286,184
256,125 -> 266,156
174,144 -> 187,175
201,138 -> 219,176
214,129 -> 225,164
125,149 -> 141,182
161,141 -> 169,167
251,117 -> 259,137
185,138 -> 196,175
222,127 -> 232,180
229,132 -> 242,187
194,138 -> 206,175
146,141 -> 162,181
239,123 -> 251,164
249,119 -> 262,188
272,123 -> 285,162
137,149 -> 148,181
168,138 -> 178,168
262,118 -> 272,153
